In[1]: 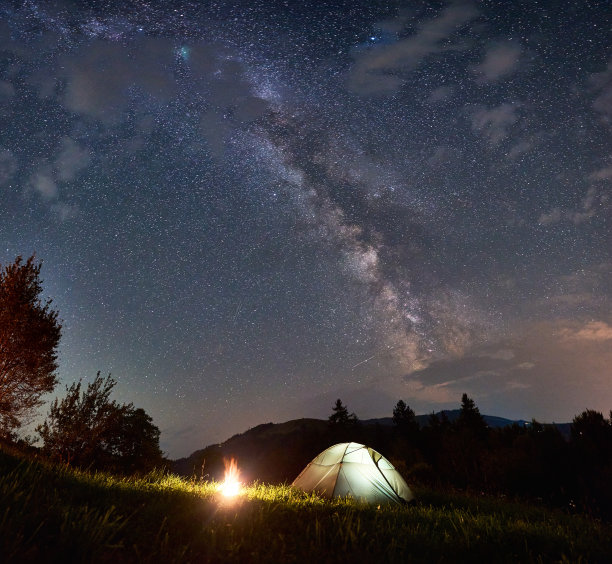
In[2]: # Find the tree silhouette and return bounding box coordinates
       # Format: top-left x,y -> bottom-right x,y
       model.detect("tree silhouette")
328,398 -> 358,426
38,372 -> 163,473
0,255 -> 61,437
571,409 -> 612,466
457,393 -> 487,438
392,400 -> 418,433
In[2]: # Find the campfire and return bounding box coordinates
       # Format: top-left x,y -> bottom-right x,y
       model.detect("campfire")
219,458 -> 241,497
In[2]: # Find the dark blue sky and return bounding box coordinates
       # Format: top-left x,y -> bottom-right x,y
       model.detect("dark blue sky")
1,1 -> 610,457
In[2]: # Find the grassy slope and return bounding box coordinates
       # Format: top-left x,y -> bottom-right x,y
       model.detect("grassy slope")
1,447 -> 611,563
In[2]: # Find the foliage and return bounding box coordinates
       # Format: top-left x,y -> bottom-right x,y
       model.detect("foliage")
175,396 -> 612,519
328,398 -> 358,426
37,372 -> 163,474
457,393 -> 488,438
1,446 -> 611,563
392,399 -> 418,435
0,255 -> 61,437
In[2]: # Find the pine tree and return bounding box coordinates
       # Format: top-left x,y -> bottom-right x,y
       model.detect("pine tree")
392,400 -> 419,434
329,398 -> 358,426
457,393 -> 487,439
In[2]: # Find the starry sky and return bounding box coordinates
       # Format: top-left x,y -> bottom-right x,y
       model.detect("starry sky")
1,1 -> 611,458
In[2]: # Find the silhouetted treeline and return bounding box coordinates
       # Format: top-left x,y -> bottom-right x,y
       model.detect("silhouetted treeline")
371,397 -> 612,518
355,395 -> 612,518
175,396 -> 612,519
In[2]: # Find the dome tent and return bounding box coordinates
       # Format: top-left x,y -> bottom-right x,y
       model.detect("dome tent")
292,442 -> 413,504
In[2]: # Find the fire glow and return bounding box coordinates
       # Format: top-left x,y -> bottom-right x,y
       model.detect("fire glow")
219,458 -> 242,497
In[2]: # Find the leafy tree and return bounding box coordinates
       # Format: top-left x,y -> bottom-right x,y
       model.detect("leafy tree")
38,372 -> 163,474
571,409 -> 612,466
328,398 -> 358,426
0,255 -> 61,437
115,407 -> 164,474
392,400 -> 418,434
571,409 -> 610,441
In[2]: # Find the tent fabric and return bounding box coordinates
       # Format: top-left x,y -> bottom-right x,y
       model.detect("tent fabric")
292,442 -> 413,504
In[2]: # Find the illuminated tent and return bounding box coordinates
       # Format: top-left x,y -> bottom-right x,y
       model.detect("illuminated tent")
292,442 -> 413,504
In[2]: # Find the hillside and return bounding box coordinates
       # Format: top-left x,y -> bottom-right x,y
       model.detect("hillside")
173,412 -> 571,482
2,445 -> 611,563
173,418 -> 331,481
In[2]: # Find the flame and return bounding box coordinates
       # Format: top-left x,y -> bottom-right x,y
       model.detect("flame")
219,458 -> 241,497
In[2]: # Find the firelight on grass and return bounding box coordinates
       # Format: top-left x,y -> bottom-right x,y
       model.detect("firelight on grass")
219,458 -> 242,497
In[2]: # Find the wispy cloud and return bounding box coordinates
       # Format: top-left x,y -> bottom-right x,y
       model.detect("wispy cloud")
0,149 -> 17,186
560,321 -> 612,342
427,85 -> 456,104
403,320 -> 612,420
55,137 -> 90,182
590,57 -> 612,126
539,157 -> 611,226
25,137 -> 91,220
469,102 -> 520,145
59,38 -> 177,123
589,161 -> 612,181
538,187 -> 603,225
0,80 -> 15,100
471,41 -> 522,83
29,167 -> 58,200
348,3 -> 478,95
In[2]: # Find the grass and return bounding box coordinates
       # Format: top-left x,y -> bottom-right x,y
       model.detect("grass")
1,447 -> 611,563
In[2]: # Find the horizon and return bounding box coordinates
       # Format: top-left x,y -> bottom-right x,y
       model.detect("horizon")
1,1 -> 610,459
176,405 -> 576,461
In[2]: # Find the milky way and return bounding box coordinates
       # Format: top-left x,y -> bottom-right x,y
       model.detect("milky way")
1,1 -> 610,457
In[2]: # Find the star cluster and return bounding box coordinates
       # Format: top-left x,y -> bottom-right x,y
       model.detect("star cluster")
1,1 -> 610,457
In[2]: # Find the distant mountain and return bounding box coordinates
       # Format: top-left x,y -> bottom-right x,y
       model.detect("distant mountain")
363,410 -> 531,429
173,418 -> 330,482
172,412 -> 571,482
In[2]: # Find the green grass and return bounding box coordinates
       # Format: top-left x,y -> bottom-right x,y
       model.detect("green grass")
1,448 -> 611,563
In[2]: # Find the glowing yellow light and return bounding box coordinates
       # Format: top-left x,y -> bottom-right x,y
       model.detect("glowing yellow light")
219,458 -> 242,497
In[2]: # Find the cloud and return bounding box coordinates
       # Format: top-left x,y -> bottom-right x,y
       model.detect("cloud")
506,139 -> 533,159
589,58 -> 612,125
51,202 -> 79,222
538,185 -> 609,225
538,207 -> 562,225
427,145 -> 462,167
348,3 -> 478,95
403,320 -> 612,420
470,102 -> 520,145
560,321 -> 612,342
55,137 -> 90,181
0,80 -> 16,100
427,85 -> 456,103
480,349 -> 515,361
589,162 -> 612,181
471,41 -> 521,83
533,263 -> 611,316
59,38 -> 176,122
29,168 -> 58,200
0,149 -> 17,186
25,138 -> 90,218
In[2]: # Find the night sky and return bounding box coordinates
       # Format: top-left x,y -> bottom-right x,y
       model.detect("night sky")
1,1 -> 610,458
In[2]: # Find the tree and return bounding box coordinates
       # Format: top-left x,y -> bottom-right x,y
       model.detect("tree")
571,409 -> 610,441
0,255 -> 61,437
38,372 -> 164,473
328,398 -> 358,426
115,407 -> 164,474
571,409 -> 612,466
392,400 -> 419,434
456,393 -> 488,438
